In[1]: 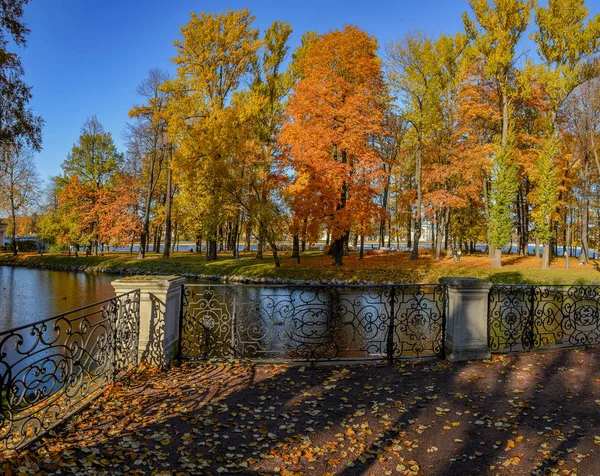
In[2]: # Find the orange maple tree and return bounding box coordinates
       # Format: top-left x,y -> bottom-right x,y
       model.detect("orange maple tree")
280,25 -> 386,266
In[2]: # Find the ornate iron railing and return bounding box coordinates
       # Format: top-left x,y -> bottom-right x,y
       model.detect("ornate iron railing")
0,290 -> 140,451
489,284 -> 600,352
179,284 -> 446,362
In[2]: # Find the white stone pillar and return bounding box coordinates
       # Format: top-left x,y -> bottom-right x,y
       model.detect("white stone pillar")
440,277 -> 492,362
112,276 -> 185,369
0,222 -> 7,247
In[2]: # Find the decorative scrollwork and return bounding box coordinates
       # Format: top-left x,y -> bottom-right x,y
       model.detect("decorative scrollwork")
489,284 -> 600,352
0,290 -> 140,451
179,284 -> 446,362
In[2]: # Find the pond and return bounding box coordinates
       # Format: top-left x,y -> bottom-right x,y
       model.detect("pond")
0,266 -> 118,332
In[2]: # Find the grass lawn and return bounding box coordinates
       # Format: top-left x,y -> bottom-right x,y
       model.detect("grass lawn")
1,248 -> 599,284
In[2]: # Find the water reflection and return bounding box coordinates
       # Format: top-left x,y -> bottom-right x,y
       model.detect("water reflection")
181,284 -> 445,361
0,267 -> 116,331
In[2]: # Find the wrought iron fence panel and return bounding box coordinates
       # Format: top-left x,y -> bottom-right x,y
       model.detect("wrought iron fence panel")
180,285 -> 236,359
0,290 -> 140,451
392,285 -> 447,358
179,284 -> 446,362
489,285 -> 600,352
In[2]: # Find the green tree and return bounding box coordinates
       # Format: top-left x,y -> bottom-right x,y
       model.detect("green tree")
463,0 -> 534,265
488,135 -> 518,267
61,116 -> 123,189
531,0 -> 600,268
531,136 -> 559,269
0,0 -> 43,153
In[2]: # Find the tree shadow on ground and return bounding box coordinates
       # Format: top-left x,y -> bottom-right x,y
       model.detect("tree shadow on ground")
9,348 -> 600,475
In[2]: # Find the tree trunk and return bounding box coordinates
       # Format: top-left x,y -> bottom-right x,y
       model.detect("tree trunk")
245,220 -> 252,251
483,176 -> 495,259
138,152 -> 160,259
231,218 -> 239,258
535,236 -> 540,259
541,243 -> 550,269
492,248 -> 502,268
580,157 -> 590,264
411,140 -> 422,261
196,235 -> 202,254
155,227 -> 162,254
256,238 -> 263,259
359,235 -> 364,259
163,156 -> 173,259
10,201 -> 17,256
406,217 -> 412,250
206,239 -> 217,261
333,234 -> 346,266
269,240 -> 280,267
434,209 -> 444,261
292,235 -> 300,258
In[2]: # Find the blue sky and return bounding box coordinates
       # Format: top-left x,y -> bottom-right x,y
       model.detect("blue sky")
17,0 -> 599,180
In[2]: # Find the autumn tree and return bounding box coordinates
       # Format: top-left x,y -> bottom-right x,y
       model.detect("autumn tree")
0,145 -> 39,254
56,117 -> 125,253
166,8 -> 261,261
464,0 -> 533,267
214,20 -> 295,267
387,32 -> 468,260
281,25 -> 385,266
562,79 -> 600,263
128,69 -> 171,258
531,0 -> 600,268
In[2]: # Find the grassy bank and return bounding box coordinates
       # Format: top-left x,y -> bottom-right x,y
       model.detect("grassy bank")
1,249 -> 599,284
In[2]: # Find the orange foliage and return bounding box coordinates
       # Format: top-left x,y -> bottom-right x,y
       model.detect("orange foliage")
280,25 -> 386,242
58,174 -> 140,246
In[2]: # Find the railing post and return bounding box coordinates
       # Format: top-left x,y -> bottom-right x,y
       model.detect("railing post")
112,276 -> 185,369
231,287 -> 237,358
177,283 -> 186,361
386,286 -> 396,364
440,277 -> 493,362
526,285 -> 536,350
111,297 -> 119,382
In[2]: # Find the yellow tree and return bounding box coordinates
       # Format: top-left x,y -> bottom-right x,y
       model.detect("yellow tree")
531,0 -> 600,268
166,8 -> 261,261
387,32 -> 468,260
128,69 -> 171,259
219,20 -> 295,267
463,0 -> 534,267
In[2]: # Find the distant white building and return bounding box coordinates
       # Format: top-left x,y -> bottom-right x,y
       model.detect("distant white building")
0,220 -> 7,247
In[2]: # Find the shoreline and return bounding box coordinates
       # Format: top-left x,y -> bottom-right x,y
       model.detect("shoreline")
0,255 -> 382,286
2,250 -> 599,286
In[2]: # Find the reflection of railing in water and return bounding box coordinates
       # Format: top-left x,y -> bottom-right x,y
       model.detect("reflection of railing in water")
489,285 -> 600,352
0,290 -> 140,451
179,284 -> 446,362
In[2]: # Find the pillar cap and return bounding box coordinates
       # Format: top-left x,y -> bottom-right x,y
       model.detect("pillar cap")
112,275 -> 185,291
439,277 -> 493,288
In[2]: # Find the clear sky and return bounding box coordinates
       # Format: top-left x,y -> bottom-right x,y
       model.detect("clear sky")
17,0 -> 600,181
